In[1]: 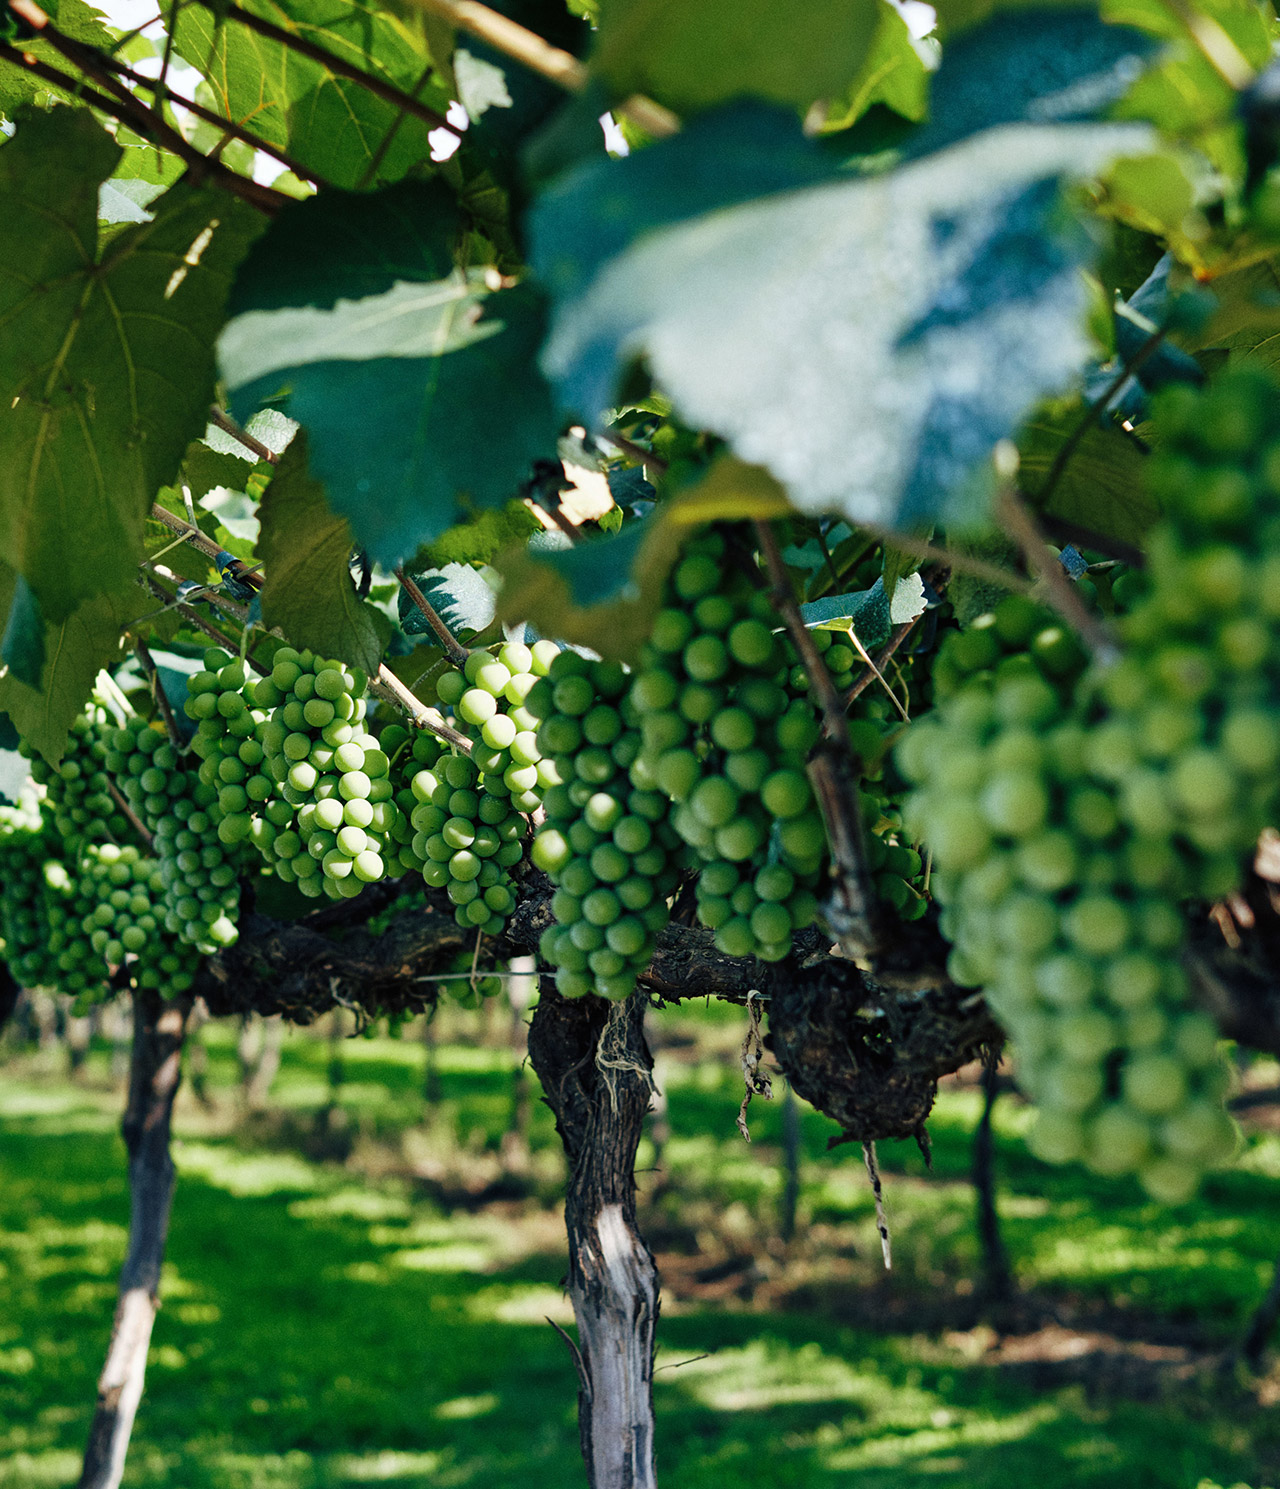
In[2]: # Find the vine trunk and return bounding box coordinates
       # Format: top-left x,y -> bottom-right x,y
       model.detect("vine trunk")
77,988 -> 191,1489
528,985 -> 660,1489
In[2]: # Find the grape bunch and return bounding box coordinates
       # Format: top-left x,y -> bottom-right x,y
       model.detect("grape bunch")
412,640 -> 560,934
42,858 -> 109,1000
252,646 -> 400,900
75,842 -> 200,998
110,710 -> 241,954
898,596 -> 1235,1203
1099,366 -> 1280,898
0,791 -> 60,989
628,529 -> 829,961
528,650 -> 685,1000
26,706 -> 129,850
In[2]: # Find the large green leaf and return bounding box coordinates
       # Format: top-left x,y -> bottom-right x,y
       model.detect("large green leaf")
822,0 -> 929,132
172,0 -> 450,190
229,180 -> 462,316
221,188 -> 562,567
590,0 -> 880,116
0,108 -> 263,625
533,103 -> 1152,532
0,0 -> 117,114
0,579 -> 145,766
256,437 -> 384,674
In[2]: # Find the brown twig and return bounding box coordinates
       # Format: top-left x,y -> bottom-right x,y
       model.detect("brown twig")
0,33 -> 286,215
754,518 -> 881,961
137,572 -> 256,663
192,0 -> 456,135
395,567 -> 470,667
996,472 -> 1120,665
1037,513 -> 1146,568
208,406 -> 280,465
859,523 -> 1031,595
133,640 -> 185,753
46,24 -> 332,187
149,504 -> 227,567
107,780 -> 155,850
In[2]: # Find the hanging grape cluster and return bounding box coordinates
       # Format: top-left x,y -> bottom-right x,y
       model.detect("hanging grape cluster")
75,843 -> 200,998
110,703 -> 239,954
1098,366 -> 1280,898
0,789 -> 59,989
899,593 -> 1236,1202
251,646 -> 399,900
27,706 -> 128,850
528,650 -> 685,1001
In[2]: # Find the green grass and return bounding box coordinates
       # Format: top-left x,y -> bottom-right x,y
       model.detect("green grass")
2,1013 -> 1279,1488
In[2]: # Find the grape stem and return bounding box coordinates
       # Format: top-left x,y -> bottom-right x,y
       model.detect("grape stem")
996,478 -> 1121,666
369,665 -> 473,753
395,567 -> 471,668
843,613 -> 925,711
137,572 -> 259,667
106,780 -> 155,851
753,517 -> 883,962
208,407 -> 280,467
133,641 -> 186,754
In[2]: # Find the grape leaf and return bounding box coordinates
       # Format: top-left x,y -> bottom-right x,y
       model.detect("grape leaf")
228,180 -> 462,316
535,103 -> 1152,531
1019,406 -> 1158,544
494,518 -> 680,659
493,455 -> 782,656
221,274 -> 562,569
171,0 -> 450,190
590,0 -> 880,116
0,0 -> 117,112
255,437 -> 383,674
800,580 -> 893,646
821,0 -> 929,133
906,9 -> 1155,158
0,580 -> 146,766
0,108 -> 263,625
399,563 -> 498,637
1,576 -> 44,689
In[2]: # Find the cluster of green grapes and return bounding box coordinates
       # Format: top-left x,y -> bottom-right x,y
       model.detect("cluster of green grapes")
251,646 -> 398,901
627,530 -> 830,961
0,789 -> 60,989
43,857 -> 109,999
27,707 -> 128,850
898,595 -> 1235,1203
111,709 -> 240,954
407,640 -> 560,935
527,650 -> 684,1000
74,843 -> 200,998
1099,366 -> 1280,898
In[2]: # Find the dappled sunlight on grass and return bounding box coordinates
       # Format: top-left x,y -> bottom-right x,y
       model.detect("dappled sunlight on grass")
3,1025 -> 1280,1486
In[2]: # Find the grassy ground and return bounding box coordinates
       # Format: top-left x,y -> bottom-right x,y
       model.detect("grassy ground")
2,1003 -> 1280,1488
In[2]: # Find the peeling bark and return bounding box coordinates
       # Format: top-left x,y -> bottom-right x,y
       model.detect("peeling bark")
528,984 -> 659,1489
77,990 -> 190,1489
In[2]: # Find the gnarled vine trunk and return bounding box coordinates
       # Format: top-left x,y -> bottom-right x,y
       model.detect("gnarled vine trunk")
78,989 -> 191,1489
528,983 -> 660,1489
